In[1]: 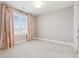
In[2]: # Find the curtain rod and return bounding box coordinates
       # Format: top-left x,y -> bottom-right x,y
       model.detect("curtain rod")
2,3 -> 32,15
13,7 -> 29,15
13,7 -> 32,16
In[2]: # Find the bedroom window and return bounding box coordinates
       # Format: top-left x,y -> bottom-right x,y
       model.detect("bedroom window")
13,12 -> 28,42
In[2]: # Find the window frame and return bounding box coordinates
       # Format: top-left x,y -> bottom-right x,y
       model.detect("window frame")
13,11 -> 28,36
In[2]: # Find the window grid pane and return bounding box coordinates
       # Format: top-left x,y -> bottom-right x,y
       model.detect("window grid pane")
13,14 -> 28,36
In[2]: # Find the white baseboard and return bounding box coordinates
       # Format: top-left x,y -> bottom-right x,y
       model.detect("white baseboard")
33,37 -> 73,47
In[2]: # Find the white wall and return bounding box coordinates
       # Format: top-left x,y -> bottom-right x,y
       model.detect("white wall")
32,16 -> 37,37
77,6 -> 79,53
34,6 -> 73,43
77,6 -> 79,28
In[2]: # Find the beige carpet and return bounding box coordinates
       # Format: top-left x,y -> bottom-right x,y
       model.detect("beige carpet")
0,40 -> 76,58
